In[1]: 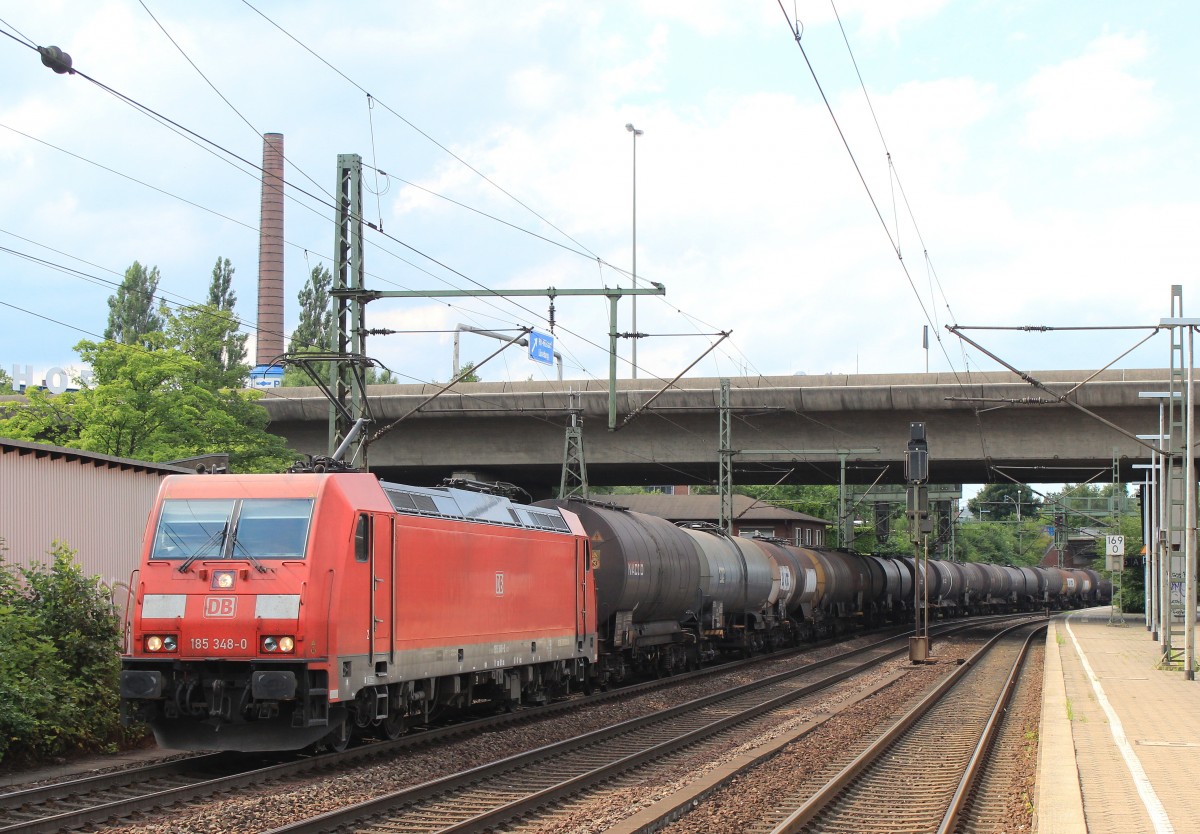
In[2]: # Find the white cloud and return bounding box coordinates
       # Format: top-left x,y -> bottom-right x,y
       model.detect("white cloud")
808,0 -> 951,41
1022,32 -> 1166,149
1,2 -> 1197,392
507,65 -> 569,112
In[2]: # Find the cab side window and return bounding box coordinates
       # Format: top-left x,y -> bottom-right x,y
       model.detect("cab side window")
354,514 -> 370,563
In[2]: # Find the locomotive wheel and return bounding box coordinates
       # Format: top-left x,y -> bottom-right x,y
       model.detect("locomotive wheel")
381,710 -> 404,741
324,713 -> 352,753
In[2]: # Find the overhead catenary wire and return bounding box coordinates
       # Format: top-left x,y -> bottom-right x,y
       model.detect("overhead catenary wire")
0,294 -> 713,485
786,3 -> 1047,487
237,0 -> 602,264
9,11 -> 750,397
0,117 -> 504,334
0,16 -> 35,47
0,243 -> 304,355
829,0 -> 967,359
2,18 -> 834,488
777,1 -> 963,380
9,14 -> 883,475
0,276 -> 718,486
231,1 -> 764,390
0,37 -> 581,371
137,0 -> 336,205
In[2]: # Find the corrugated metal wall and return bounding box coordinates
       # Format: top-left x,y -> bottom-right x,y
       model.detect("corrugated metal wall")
0,447 -> 171,591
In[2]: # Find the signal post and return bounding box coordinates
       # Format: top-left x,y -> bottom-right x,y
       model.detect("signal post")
906,422 -> 933,662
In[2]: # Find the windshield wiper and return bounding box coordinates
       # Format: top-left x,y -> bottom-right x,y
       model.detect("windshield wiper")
178,522 -> 227,574
229,531 -> 268,574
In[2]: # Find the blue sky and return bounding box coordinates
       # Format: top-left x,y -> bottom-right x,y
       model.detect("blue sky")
1,1 -> 1196,398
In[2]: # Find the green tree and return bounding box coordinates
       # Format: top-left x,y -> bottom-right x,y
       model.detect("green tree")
0,367 -> 13,394
105,261 -> 164,348
967,483 -> 1040,522
956,522 -> 1018,565
0,542 -> 133,766
200,256 -> 248,379
1047,482 -> 1129,530
207,256 -> 236,309
281,264 -> 398,387
284,265 -> 334,387
289,264 -> 333,354
370,366 -> 397,384
452,361 -> 480,383
0,339 -> 295,472
162,302 -> 248,390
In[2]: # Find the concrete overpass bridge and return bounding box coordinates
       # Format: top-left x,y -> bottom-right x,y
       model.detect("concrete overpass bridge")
259,369 -> 1171,496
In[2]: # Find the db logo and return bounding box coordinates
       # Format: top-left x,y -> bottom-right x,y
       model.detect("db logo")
204,596 -> 237,618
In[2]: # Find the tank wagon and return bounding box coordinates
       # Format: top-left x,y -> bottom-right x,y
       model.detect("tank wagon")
120,476 -> 1110,752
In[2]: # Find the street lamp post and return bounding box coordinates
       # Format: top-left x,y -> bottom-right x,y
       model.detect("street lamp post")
625,122 -> 643,379
1004,495 -> 1023,561
1003,494 -> 1022,522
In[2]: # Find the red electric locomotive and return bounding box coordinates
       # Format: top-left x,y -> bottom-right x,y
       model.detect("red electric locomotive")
120,473 -> 598,751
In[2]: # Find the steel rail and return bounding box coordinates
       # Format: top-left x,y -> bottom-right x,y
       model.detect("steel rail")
0,752 -> 220,809
0,616 -> 1023,834
262,617 -> 1025,834
3,624 -> 867,834
767,618 -> 1046,834
937,625 -> 1042,833
0,625 -> 905,834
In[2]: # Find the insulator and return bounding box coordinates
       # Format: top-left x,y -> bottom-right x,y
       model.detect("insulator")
38,45 -> 74,74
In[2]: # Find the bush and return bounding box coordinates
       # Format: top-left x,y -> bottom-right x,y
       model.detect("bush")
0,541 -> 132,768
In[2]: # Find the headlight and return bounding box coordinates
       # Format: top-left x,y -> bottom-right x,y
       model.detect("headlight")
144,635 -> 177,652
261,635 -> 296,654
212,570 -> 237,590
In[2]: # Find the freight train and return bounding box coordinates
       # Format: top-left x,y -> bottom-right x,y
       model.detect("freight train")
119,473 -> 1109,752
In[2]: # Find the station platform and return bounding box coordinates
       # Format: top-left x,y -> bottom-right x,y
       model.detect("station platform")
1036,607 -> 1200,833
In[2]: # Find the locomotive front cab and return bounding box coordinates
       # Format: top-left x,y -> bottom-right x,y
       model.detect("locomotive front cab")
120,480 -> 332,751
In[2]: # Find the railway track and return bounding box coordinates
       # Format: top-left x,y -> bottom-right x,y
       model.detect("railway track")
0,627 -> 877,834
759,618 -> 1046,834
257,619 -> 1018,834
0,753 -> 285,834
947,633 -> 1044,834
0,616 -> 1027,834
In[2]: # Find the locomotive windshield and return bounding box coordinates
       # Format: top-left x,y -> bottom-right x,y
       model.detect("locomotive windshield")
151,498 -> 314,562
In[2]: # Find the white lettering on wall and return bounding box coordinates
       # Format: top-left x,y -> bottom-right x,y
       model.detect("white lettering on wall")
10,365 -> 34,391
7,364 -> 93,393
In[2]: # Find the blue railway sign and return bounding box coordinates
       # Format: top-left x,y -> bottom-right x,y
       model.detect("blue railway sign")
529,331 -> 554,365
